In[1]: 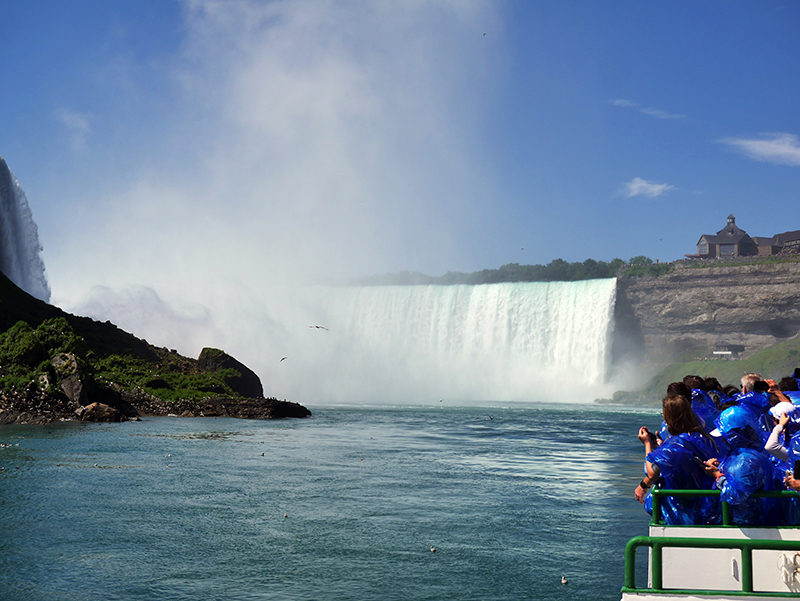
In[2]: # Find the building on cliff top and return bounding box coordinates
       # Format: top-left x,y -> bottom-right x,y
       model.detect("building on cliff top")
686,215 -> 800,259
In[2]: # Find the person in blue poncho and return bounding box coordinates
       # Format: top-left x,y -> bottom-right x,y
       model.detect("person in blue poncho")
764,402 -> 798,471
684,375 -> 720,432
779,375 -> 800,404
634,394 -> 720,525
705,377 -> 730,409
703,404 -> 783,526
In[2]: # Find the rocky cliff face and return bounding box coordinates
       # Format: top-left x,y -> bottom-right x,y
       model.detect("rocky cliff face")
613,262 -> 800,368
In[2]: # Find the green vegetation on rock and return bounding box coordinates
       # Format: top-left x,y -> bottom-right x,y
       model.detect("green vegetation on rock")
0,318 -> 89,394
351,256 -> 672,286
0,316 -> 244,403
92,348 -> 242,403
609,337 -> 800,406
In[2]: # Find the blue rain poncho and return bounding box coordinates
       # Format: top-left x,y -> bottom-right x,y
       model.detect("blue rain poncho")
715,404 -> 763,448
691,389 -> 719,432
735,391 -> 772,432
715,412 -> 786,526
717,447 -> 783,526
785,391 -> 800,405
644,432 -> 720,525
659,420 -> 671,442
788,435 -> 800,467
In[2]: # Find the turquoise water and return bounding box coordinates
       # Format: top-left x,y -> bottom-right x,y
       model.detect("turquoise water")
0,404 -> 654,600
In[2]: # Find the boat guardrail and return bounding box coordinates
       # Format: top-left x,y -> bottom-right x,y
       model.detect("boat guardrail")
623,489 -> 800,597
650,488 -> 800,527
622,535 -> 800,597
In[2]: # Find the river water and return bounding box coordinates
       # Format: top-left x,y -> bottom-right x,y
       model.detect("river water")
0,404 -> 655,601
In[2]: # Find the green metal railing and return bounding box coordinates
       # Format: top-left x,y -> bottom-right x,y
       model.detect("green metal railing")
622,488 -> 800,597
621,535 -> 800,597
650,488 -> 800,527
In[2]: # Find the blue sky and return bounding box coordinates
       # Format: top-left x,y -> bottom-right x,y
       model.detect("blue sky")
2,1 -> 800,376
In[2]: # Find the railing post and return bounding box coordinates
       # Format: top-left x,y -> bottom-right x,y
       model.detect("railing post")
741,542 -> 753,593
651,489 -> 662,525
722,500 -> 732,526
651,541 -> 663,590
624,537 -> 642,589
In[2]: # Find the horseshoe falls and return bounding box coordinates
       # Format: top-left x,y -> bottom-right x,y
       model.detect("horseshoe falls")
268,279 -> 618,404
0,156 -> 50,302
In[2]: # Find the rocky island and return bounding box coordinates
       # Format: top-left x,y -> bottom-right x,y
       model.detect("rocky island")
0,271 -> 311,425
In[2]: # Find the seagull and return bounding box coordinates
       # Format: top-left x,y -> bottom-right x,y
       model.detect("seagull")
430,546 -> 436,553
561,575 -> 568,585
280,356 -> 287,362
310,325 -> 329,331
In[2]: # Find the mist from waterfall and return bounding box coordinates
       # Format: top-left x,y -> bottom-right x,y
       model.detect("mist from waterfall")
261,279 -> 618,404
0,156 -> 50,302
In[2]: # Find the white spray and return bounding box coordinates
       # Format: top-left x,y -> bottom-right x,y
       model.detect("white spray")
0,156 -> 50,302
259,279 -> 618,404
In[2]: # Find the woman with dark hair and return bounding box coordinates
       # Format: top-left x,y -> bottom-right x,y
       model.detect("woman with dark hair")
634,395 -> 720,525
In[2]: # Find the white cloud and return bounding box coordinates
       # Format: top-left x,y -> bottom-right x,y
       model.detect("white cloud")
611,99 -> 683,120
54,108 -> 93,149
719,133 -> 800,166
621,177 -> 676,198
638,107 -> 683,120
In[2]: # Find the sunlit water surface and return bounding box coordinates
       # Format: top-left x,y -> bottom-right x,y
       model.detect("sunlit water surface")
0,404 -> 656,600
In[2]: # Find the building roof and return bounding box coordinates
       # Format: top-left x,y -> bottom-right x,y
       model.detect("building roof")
696,215 -> 752,245
774,229 -> 800,245
752,236 -> 776,246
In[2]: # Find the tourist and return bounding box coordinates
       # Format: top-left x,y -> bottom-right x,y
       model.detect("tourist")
703,409 -> 782,526
684,375 -> 719,431
634,395 -> 720,525
779,375 -> 800,404
732,374 -> 772,434
764,402 -> 796,467
705,377 -> 728,409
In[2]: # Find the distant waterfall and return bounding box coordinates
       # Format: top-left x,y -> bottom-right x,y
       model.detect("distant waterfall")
270,279 -> 618,403
0,156 -> 50,302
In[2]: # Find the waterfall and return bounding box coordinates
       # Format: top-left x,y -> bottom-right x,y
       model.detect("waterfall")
0,156 -> 50,302
268,279 -> 618,403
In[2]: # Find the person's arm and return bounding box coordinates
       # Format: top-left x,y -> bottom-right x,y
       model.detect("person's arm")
784,473 -> 800,492
634,462 -> 660,503
767,379 -> 792,404
637,426 -> 658,455
703,458 -> 725,487
765,416 -> 790,461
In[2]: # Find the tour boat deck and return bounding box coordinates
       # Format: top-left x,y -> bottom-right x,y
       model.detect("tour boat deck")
621,488 -> 800,600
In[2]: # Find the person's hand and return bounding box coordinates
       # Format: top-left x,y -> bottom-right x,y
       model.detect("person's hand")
703,458 -> 721,479
784,472 -> 800,492
779,413 -> 791,428
766,378 -> 778,392
634,483 -> 647,504
637,427 -> 650,444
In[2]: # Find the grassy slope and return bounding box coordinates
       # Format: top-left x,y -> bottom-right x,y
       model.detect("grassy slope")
611,337 -> 800,406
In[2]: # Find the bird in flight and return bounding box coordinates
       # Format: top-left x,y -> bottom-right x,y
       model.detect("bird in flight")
310,325 -> 329,331
280,356 -> 287,362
